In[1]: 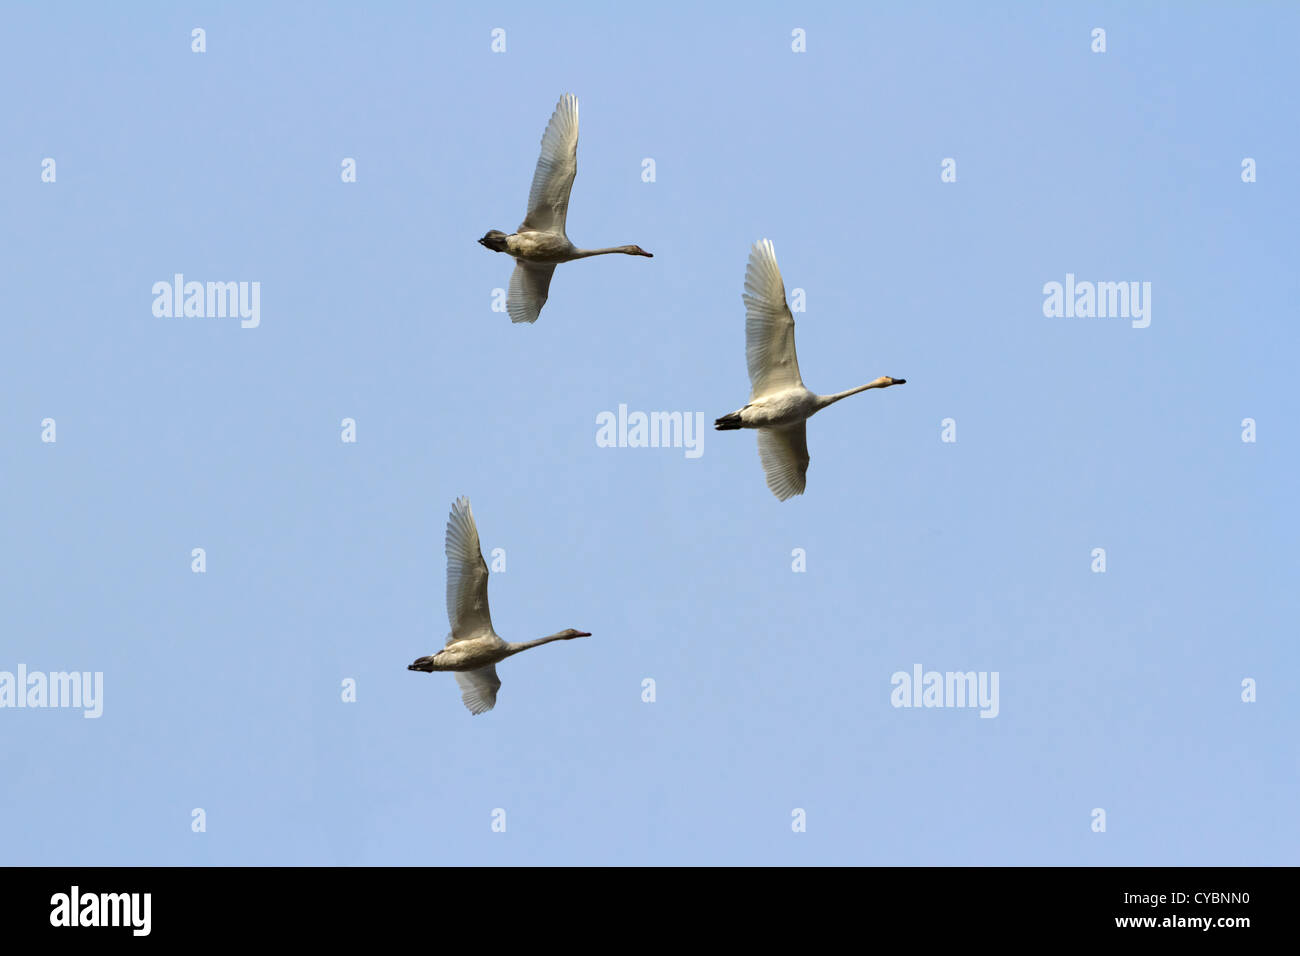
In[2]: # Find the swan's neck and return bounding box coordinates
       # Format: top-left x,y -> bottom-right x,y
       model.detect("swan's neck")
503,632 -> 571,656
570,245 -> 640,258
816,377 -> 895,409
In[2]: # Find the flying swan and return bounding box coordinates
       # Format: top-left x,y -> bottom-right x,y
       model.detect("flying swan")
715,239 -> 906,501
408,497 -> 591,714
478,93 -> 653,324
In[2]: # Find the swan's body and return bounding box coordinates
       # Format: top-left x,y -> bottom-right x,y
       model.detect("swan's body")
479,93 -> 652,324
715,239 -> 906,501
407,497 -> 590,715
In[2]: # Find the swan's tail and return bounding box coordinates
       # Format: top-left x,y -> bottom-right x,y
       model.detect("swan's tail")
408,656 -> 439,673
477,230 -> 509,253
714,412 -> 743,431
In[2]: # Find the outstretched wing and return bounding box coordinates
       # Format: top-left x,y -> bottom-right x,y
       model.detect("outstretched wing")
454,666 -> 501,715
519,93 -> 579,236
743,239 -> 803,400
445,496 -> 493,642
757,424 -> 809,501
507,260 -> 557,324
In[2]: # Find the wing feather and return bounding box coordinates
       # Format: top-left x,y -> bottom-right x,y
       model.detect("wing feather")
445,497 -> 493,642
519,93 -> 579,236
743,239 -> 803,399
507,261 -> 556,324
454,666 -> 501,715
757,424 -> 809,501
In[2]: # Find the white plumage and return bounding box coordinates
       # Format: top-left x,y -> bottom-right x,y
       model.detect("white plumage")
715,240 -> 907,501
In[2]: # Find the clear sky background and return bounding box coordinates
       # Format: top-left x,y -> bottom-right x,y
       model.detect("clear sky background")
1,2 -> 1296,865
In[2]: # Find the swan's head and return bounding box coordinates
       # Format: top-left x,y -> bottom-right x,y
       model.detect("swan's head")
559,629 -> 592,639
876,376 -> 906,387
478,230 -> 509,252
628,246 -> 653,258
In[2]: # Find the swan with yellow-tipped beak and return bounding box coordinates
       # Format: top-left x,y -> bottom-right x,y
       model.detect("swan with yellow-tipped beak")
715,239 -> 907,501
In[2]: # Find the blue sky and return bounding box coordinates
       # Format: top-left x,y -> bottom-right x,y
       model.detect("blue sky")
1,2 -> 1296,865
